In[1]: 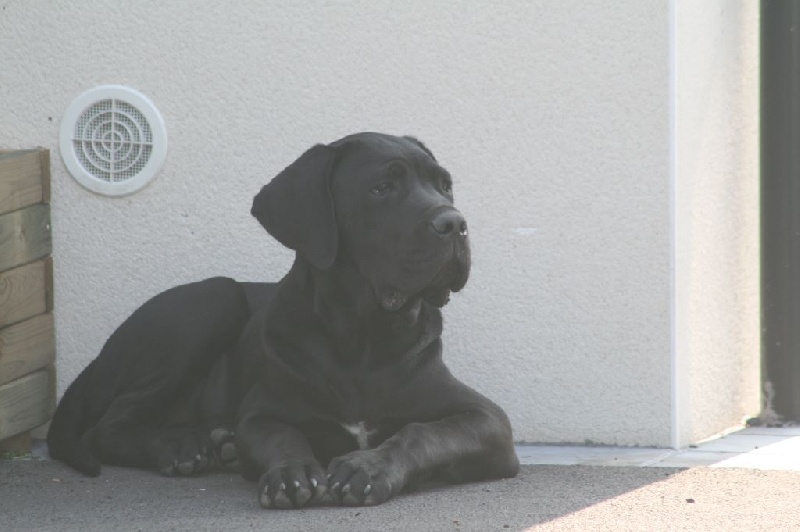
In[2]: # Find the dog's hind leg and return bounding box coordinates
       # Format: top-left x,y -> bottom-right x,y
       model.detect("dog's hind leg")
82,383 -> 218,476
199,352 -> 240,472
151,427 -> 215,476
50,277 -> 253,476
86,352 -> 243,476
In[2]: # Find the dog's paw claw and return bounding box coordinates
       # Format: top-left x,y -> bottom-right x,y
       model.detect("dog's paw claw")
257,460 -> 326,509
327,450 -> 403,506
259,488 -> 270,508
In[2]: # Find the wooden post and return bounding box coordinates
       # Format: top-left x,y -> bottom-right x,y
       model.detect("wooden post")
0,148 -> 54,450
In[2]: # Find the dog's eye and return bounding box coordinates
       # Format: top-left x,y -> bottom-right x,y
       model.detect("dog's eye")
441,179 -> 453,193
372,182 -> 394,197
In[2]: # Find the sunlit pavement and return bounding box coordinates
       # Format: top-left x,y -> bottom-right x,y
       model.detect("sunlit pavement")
516,426 -> 800,471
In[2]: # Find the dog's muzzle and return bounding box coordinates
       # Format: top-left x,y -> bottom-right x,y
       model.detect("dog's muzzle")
428,209 -> 468,238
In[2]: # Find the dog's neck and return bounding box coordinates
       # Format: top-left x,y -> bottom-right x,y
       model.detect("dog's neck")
314,256 -> 424,334
278,257 -> 440,365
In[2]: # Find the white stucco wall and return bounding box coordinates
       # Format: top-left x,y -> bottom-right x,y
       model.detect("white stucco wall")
0,1 -> 758,447
673,0 -> 761,446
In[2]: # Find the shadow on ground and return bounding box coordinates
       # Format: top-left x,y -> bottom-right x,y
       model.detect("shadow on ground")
0,459 -> 683,531
4,457 -> 800,530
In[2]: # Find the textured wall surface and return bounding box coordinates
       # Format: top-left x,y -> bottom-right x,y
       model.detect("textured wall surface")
673,1 -> 761,446
0,1 -> 753,447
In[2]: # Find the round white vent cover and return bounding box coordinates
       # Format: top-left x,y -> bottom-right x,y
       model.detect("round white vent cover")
60,85 -> 167,196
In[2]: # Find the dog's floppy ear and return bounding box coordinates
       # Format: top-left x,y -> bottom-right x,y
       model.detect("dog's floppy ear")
251,144 -> 339,270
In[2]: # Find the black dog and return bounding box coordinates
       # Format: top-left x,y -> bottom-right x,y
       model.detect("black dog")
48,132 -> 519,508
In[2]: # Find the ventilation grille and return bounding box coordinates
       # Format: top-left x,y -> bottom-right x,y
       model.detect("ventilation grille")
60,86 -> 167,196
72,99 -> 154,183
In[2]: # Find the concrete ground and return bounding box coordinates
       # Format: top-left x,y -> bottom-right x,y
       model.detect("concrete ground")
2,429 -> 800,531
516,426 -> 800,471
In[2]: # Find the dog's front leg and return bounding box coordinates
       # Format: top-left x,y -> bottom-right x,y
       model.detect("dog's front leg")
327,406 -> 519,506
236,395 -> 327,509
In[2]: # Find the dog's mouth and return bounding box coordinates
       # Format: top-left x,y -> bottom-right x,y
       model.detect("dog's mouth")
379,239 -> 471,311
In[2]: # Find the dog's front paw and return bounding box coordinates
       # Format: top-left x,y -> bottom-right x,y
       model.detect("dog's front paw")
258,459 -> 327,509
327,450 -> 404,506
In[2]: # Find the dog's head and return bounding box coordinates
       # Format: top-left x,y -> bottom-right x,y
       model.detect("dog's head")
252,132 -> 471,311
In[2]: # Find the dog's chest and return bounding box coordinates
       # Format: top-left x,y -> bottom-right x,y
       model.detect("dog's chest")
330,374 -> 404,451
305,332 -> 431,452
340,421 -> 378,450
326,378 -> 391,450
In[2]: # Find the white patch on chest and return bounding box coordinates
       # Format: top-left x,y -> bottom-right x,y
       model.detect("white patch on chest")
341,421 -> 378,450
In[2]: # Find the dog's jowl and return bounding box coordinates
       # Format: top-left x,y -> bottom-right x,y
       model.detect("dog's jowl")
48,132 -> 519,508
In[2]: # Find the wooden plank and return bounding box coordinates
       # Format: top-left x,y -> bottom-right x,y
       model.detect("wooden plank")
0,203 -> 52,273
0,260 -> 49,329
0,431 -> 32,455
39,149 -> 51,204
45,256 -> 53,312
0,369 -> 52,441
0,314 -> 55,387
0,149 -> 47,216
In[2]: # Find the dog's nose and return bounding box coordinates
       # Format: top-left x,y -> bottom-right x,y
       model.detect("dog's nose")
430,210 -> 468,237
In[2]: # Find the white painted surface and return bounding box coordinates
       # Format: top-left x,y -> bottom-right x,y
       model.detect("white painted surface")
672,0 -> 761,447
0,1 -> 758,447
